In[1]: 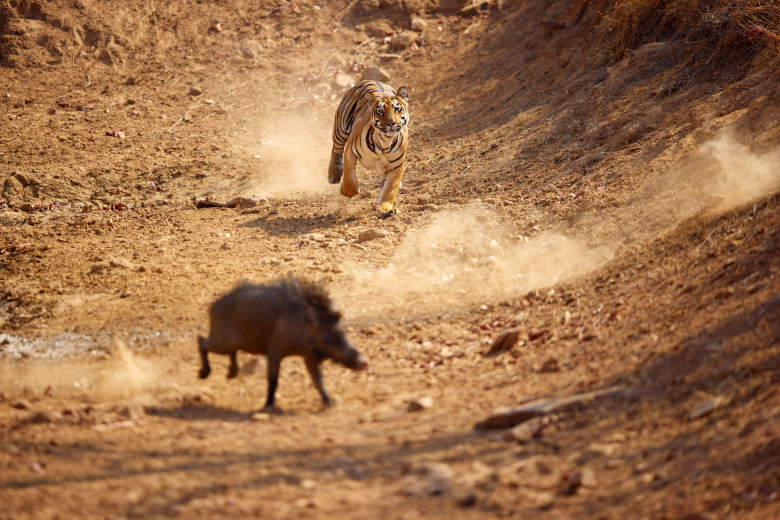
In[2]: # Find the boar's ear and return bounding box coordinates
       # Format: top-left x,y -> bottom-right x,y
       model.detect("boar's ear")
397,86 -> 408,102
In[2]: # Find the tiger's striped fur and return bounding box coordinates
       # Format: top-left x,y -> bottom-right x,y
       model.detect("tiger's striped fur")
328,80 -> 409,219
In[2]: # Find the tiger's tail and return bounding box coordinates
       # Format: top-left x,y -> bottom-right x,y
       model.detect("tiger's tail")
328,150 -> 343,184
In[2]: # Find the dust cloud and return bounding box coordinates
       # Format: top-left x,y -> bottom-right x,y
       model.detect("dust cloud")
95,339 -> 162,400
595,133 -> 780,246
0,339 -> 167,402
700,133 -> 780,212
333,204 -> 617,320
332,133 -> 779,320
242,109 -> 335,197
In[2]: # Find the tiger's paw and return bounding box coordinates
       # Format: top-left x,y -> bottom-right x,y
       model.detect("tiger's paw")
328,169 -> 343,184
376,204 -> 398,219
340,184 -> 359,198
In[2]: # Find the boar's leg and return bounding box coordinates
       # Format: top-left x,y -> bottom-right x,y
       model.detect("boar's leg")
263,352 -> 282,410
198,336 -> 211,379
305,355 -> 332,407
227,351 -> 239,379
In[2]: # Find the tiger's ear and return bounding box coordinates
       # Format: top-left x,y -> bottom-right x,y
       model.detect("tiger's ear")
397,86 -> 408,102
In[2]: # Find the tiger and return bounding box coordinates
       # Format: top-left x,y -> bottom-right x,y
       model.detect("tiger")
328,80 -> 410,219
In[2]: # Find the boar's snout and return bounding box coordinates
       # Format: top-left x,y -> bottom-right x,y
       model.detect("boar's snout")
343,349 -> 368,371
352,354 -> 368,371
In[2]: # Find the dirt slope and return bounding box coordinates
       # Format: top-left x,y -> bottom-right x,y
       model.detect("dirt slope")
1,0 -> 779,518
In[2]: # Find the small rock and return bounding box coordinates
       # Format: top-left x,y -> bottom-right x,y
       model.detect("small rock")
358,229 -> 388,242
293,498 -> 313,508
458,493 -> 477,507
90,262 -> 110,274
496,455 -> 567,491
332,73 -> 355,92
0,212 -> 26,226
23,410 -> 59,424
505,416 -> 547,443
189,86 -> 203,96
2,443 -> 21,454
362,67 -> 391,83
307,232 -> 327,242
639,472 -> 657,484
537,356 -> 559,373
485,328 -> 526,356
389,31 -> 420,51
690,395 -> 722,420
221,242 -> 230,251
109,257 -> 135,269
461,0 -> 496,15
105,130 -> 125,138
19,203 -> 34,213
11,399 -> 32,410
360,20 -> 394,38
239,40 -> 262,59
403,461 -> 454,496
13,172 -> 32,186
407,396 -> 433,412
118,404 -> 145,420
570,467 -> 597,488
410,16 -> 428,32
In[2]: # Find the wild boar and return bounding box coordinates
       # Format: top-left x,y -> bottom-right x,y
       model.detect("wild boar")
198,279 -> 367,410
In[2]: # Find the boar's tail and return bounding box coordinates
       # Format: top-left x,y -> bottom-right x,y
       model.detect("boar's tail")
198,335 -> 211,379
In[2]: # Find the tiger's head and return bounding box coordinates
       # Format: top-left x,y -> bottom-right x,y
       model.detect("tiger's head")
372,86 -> 409,135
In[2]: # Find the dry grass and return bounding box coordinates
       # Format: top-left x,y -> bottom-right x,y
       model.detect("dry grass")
589,0 -> 780,61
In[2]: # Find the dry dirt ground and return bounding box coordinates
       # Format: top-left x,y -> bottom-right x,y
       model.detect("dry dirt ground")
1,0 -> 780,518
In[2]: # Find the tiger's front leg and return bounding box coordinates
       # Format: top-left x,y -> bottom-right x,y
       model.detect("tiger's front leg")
376,161 -> 404,219
340,148 -> 360,198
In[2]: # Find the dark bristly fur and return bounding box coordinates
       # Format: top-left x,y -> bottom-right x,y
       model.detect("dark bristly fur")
198,278 -> 367,410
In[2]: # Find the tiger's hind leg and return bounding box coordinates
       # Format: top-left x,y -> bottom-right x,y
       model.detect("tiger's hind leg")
328,150 -> 343,184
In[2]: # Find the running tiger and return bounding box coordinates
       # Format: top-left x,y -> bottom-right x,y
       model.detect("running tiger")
328,80 -> 409,219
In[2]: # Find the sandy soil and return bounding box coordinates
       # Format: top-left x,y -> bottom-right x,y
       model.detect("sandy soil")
1,0 -> 780,518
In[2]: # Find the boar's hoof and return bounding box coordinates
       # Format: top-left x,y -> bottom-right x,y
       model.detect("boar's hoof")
227,363 -> 239,379
198,365 -> 211,379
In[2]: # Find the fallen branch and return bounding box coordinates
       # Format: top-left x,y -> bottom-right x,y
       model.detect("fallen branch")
166,116 -> 184,133
475,386 -> 624,429
194,195 -> 268,209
